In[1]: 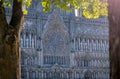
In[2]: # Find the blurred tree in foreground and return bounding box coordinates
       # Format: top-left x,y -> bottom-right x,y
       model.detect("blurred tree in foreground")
108,0 -> 120,79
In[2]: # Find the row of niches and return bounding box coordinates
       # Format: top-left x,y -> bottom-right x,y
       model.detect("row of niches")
21,68 -> 109,79
72,37 -> 109,53
20,36 -> 36,48
72,37 -> 108,45
76,26 -> 108,36
73,44 -> 108,52
21,56 -> 68,66
19,36 -> 109,52
74,52 -> 109,58
74,17 -> 108,26
21,56 -> 38,66
43,56 -> 69,66
20,25 -> 38,35
75,59 -> 109,68
21,55 -> 109,68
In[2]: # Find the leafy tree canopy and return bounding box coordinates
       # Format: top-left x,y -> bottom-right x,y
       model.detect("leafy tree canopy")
1,0 -> 108,19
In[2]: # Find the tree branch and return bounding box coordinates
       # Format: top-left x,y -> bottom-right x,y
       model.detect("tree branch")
10,0 -> 24,35
0,0 -> 7,25
0,0 -> 8,38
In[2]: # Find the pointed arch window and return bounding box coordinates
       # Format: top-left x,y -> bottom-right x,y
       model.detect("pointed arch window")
20,36 -> 23,47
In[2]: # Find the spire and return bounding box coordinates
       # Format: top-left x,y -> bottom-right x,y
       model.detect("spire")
44,9 -> 67,31
47,9 -> 63,23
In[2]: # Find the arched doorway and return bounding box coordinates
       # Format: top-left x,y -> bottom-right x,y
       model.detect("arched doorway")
84,71 -> 92,79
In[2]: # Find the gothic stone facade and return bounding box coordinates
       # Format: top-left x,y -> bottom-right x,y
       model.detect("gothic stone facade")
6,1 -> 109,79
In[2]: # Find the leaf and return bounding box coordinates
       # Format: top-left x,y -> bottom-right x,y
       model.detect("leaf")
22,9 -> 28,14
42,1 -> 47,7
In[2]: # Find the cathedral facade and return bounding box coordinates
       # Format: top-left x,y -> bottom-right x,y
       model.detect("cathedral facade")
6,1 -> 109,79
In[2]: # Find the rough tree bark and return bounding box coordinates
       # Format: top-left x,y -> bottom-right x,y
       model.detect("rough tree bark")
108,0 -> 120,79
0,0 -> 24,79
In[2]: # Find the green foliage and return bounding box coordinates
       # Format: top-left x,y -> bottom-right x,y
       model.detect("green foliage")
2,0 -> 108,18
41,0 -> 83,12
2,0 -> 12,7
22,0 -> 32,14
41,0 -> 108,18
2,0 -> 32,14
82,0 -> 108,18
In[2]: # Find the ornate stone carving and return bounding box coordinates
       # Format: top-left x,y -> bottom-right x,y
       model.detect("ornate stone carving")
43,10 -> 69,56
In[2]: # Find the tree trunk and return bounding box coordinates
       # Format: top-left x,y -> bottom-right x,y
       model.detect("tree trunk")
0,0 -> 24,79
0,25 -> 20,79
108,0 -> 120,79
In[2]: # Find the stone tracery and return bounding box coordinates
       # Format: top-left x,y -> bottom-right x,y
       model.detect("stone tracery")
5,2 -> 110,79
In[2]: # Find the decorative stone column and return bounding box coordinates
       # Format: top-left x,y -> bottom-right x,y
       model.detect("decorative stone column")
74,38 -> 76,51
24,33 -> 26,47
70,52 -> 75,67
